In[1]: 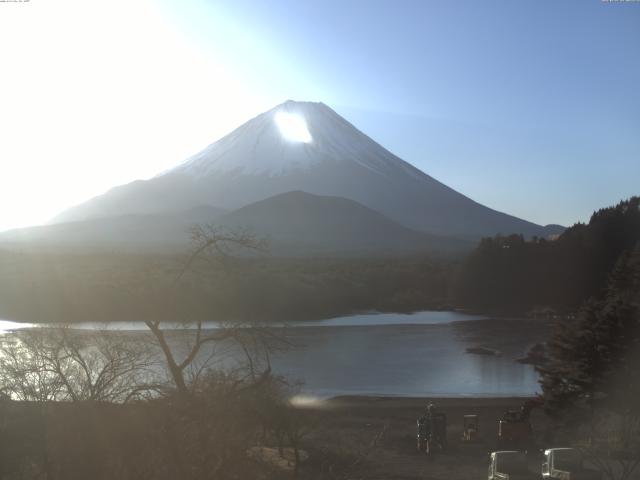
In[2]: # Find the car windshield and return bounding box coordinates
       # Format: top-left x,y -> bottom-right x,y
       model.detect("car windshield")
497,454 -> 527,474
554,450 -> 582,471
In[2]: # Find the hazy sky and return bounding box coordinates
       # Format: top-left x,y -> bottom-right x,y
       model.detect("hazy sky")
0,0 -> 638,232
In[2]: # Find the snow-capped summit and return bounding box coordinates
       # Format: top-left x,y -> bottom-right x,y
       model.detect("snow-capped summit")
52,100 -> 560,239
171,100 -> 421,179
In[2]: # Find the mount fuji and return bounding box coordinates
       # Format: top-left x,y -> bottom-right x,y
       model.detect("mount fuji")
48,100 -> 560,242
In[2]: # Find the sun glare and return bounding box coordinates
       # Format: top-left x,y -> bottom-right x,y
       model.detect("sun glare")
0,0 -> 265,232
274,111 -> 312,143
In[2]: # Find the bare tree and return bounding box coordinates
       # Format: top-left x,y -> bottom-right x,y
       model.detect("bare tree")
259,379 -> 316,476
143,225 -> 274,396
0,226 -> 299,480
135,225 -> 313,479
0,330 -> 64,402
0,327 -> 156,403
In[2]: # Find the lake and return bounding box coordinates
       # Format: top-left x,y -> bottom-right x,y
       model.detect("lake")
0,311 -> 544,398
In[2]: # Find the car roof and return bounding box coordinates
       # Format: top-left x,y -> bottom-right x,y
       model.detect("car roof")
544,447 -> 576,454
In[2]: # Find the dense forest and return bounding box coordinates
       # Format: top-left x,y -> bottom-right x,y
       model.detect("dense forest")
0,252 -> 453,324
538,242 -> 640,415
452,197 -> 640,314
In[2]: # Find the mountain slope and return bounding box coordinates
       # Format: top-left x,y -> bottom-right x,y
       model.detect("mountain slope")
215,191 -> 470,255
0,205 -> 225,251
2,193 -> 469,255
53,100 -> 560,238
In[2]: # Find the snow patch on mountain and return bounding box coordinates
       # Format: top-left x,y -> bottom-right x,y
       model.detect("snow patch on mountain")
171,100 -> 420,179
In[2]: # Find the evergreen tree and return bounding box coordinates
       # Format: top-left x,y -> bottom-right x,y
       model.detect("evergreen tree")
537,243 -> 640,416
452,196 -> 640,313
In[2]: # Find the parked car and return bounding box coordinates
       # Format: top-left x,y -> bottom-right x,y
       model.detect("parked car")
542,448 -> 601,480
488,450 -> 537,480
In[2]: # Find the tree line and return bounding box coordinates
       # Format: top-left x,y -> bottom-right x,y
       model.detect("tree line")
451,197 -> 640,314
0,248 -> 454,325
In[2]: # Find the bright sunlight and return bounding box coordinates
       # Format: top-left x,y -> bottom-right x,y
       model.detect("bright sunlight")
274,112 -> 313,143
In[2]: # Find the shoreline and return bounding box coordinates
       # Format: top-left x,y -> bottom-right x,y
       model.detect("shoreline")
305,394 -> 538,409
0,310 -> 543,330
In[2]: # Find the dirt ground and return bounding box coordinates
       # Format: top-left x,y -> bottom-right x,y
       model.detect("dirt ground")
295,396 -> 551,480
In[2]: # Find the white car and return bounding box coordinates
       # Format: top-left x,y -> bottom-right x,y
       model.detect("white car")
489,451 -> 536,480
542,448 -> 601,480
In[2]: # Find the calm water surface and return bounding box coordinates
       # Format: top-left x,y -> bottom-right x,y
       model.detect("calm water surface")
0,311 -> 541,398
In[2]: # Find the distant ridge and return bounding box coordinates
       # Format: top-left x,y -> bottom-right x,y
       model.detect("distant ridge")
1,192 -> 471,255
215,191 -> 470,255
0,205 -> 225,251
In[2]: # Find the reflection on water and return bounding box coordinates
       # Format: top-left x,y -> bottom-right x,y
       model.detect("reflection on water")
0,310 -> 485,332
270,323 -> 540,398
287,310 -> 485,327
0,312 -> 541,397
0,320 -> 33,333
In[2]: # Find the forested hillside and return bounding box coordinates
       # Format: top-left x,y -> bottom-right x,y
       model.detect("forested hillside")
0,252 -> 453,324
452,197 -> 640,313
